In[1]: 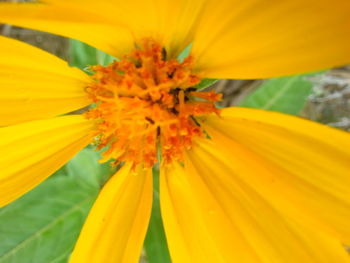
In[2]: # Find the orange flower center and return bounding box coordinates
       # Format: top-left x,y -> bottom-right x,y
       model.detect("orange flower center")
84,39 -> 221,168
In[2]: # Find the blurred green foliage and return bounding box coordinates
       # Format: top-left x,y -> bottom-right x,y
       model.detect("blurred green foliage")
195,78 -> 218,90
144,167 -> 171,263
69,39 -> 116,70
240,74 -> 316,115
0,149 -> 114,263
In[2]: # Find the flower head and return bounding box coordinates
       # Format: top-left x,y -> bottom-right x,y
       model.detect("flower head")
1,1 -> 350,263
85,39 -> 220,167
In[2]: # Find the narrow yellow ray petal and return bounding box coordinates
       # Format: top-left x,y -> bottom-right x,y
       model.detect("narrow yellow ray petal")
0,115 -> 94,207
148,0 -> 207,58
161,156 -> 350,263
192,0 -> 350,79
160,162 -> 261,263
0,1 -> 207,59
203,107 -> 350,243
0,3 -> 134,58
44,0 -> 207,58
183,140 -> 350,263
0,36 -> 90,126
69,164 -> 153,263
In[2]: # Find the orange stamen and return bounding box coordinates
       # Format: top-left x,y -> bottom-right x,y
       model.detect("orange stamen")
84,39 -> 221,168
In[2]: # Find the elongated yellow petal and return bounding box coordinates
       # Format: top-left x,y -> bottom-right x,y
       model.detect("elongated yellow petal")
192,0 -> 350,78
146,0 -> 206,58
40,0 -> 207,58
0,1 -> 207,59
0,36 -> 90,126
160,162 -> 261,263
0,115 -> 93,207
69,164 -> 153,263
203,107 -> 350,243
0,3 -> 134,58
161,157 -> 350,263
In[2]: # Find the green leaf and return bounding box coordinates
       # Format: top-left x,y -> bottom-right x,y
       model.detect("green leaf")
194,78 -> 218,90
69,39 -> 116,70
144,166 -> 171,263
66,148 -> 114,189
0,148 -> 111,263
177,43 -> 192,63
239,74 -> 315,115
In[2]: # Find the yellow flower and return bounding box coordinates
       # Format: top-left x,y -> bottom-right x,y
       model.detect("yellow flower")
1,1 -> 350,263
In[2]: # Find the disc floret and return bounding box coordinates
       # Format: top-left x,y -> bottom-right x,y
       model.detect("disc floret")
85,39 -> 221,168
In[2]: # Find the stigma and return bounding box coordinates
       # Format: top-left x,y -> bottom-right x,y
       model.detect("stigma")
84,39 -> 221,168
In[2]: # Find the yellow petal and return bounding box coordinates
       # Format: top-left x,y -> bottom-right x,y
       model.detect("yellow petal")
161,157 -> 350,263
160,162 -> 261,263
0,3 -> 134,58
203,107 -> 350,243
192,0 -> 350,78
44,0 -> 207,58
0,36 -> 90,126
145,0 -> 206,58
0,115 -> 93,207
69,164 -> 153,263
0,1 -> 207,59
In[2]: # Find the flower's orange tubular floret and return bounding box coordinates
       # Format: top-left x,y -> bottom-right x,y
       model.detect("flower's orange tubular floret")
85,39 -> 221,168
